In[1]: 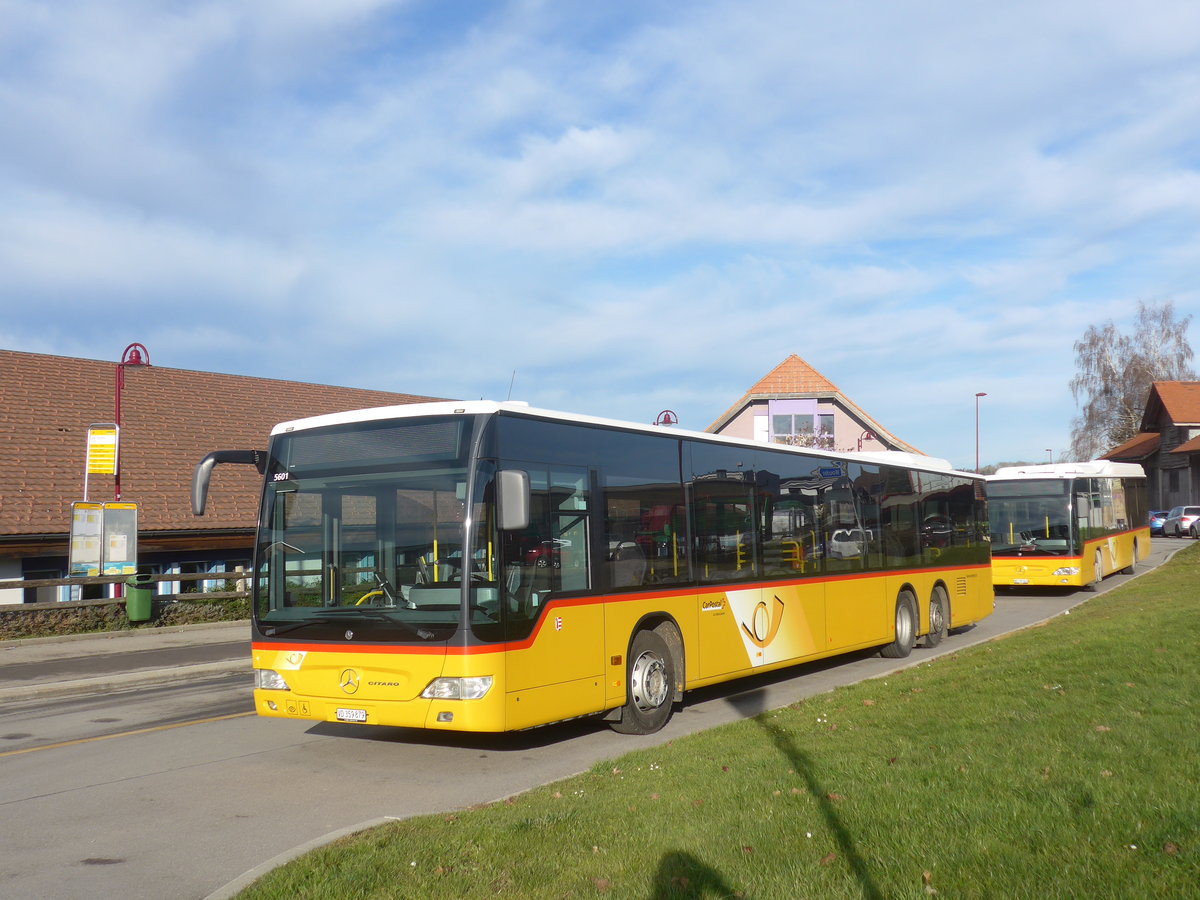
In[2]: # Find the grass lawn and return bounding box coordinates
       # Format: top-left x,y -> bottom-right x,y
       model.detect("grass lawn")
238,546 -> 1200,898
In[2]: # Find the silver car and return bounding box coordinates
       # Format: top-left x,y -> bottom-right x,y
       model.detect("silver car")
1162,505 -> 1200,538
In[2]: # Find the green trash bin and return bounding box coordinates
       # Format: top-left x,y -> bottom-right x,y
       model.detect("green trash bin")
125,574 -> 154,623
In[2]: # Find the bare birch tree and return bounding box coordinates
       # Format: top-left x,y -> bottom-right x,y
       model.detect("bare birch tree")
1069,300 -> 1195,459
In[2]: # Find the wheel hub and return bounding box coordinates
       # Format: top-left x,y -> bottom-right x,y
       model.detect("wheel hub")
631,652 -> 668,711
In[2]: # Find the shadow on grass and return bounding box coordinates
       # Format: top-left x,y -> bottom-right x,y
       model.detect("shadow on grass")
650,850 -> 738,898
731,693 -> 884,900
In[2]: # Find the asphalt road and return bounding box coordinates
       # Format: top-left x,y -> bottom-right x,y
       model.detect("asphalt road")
0,539 -> 1185,900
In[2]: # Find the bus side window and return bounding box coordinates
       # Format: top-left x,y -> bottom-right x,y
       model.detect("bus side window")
601,432 -> 687,589
690,480 -> 756,583
880,467 -> 920,566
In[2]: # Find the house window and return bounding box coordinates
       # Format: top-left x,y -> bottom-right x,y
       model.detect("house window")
773,414 -> 815,438
1169,469 -> 1180,492
772,413 -> 835,448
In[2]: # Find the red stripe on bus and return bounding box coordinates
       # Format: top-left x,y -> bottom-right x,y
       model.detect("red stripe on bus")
254,562 -> 991,657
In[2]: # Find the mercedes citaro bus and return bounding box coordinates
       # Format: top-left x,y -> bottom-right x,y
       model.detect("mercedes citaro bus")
192,401 -> 993,735
988,461 -> 1149,591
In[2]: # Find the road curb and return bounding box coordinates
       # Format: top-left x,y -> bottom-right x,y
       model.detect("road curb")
203,817 -> 398,900
0,659 -> 250,702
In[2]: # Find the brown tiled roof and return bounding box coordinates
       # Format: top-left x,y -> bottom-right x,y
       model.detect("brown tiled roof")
1101,431 -> 1160,462
1171,434 -> 1200,454
0,350 -> 443,539
748,354 -> 840,394
1141,381 -> 1200,431
1154,381 -> 1200,421
706,354 -> 920,454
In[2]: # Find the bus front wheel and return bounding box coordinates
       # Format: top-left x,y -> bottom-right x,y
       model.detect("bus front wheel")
611,629 -> 676,735
1085,550 -> 1102,592
1122,540 -> 1138,575
880,591 -> 917,659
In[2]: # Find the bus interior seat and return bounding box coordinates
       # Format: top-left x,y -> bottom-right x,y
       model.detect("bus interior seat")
503,561 -> 553,616
611,541 -> 645,587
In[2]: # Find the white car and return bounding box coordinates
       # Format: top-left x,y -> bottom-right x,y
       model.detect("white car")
828,527 -> 872,559
1162,505 -> 1200,538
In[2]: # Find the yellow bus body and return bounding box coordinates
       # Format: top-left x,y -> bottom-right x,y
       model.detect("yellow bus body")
253,562 -> 993,732
991,526 -> 1150,589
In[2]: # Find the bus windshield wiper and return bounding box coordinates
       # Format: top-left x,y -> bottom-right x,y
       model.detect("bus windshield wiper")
261,608 -> 436,640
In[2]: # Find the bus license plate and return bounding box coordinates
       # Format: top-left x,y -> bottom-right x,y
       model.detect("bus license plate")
1013,578 -> 1029,585
335,708 -> 367,722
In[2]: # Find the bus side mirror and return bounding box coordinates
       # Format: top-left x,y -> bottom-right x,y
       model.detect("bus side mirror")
192,449 -> 267,516
497,469 -> 530,531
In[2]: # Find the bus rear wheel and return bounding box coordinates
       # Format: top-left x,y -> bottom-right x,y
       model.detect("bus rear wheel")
610,629 -> 676,735
924,586 -> 949,648
880,591 -> 917,659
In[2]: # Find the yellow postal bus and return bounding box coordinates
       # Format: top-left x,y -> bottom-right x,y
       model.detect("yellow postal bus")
192,401 -> 993,735
988,461 -> 1149,591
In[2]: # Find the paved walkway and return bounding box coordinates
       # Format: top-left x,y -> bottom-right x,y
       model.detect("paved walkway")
0,620 -> 250,702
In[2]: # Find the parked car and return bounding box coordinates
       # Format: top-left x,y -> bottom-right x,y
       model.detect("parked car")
921,515 -> 952,549
524,539 -> 571,567
1162,505 -> 1200,538
1148,510 -> 1168,535
828,527 -> 872,559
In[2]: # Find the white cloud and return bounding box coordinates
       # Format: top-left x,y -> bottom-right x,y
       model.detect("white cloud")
2,0 -> 1200,466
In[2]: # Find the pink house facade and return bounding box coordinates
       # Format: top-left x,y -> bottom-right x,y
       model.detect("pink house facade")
706,355 -> 920,455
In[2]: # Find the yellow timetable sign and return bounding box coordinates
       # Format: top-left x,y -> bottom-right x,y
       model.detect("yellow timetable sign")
86,425 -> 118,475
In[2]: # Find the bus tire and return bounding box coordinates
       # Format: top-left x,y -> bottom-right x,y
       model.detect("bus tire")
880,591 -> 917,659
1085,549 -> 1102,592
610,629 -> 676,735
1121,540 -> 1137,575
923,585 -> 949,648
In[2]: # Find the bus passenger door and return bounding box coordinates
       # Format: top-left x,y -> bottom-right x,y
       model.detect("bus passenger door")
824,470 -> 888,649
693,469 -> 825,678
500,464 -> 604,727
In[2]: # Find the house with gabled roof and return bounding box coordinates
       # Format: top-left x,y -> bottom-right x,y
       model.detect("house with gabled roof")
705,354 -> 920,454
1102,381 -> 1200,509
0,349 -> 440,604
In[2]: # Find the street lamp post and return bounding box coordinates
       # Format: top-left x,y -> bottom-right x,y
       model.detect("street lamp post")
115,342 -> 151,501
974,392 -> 988,473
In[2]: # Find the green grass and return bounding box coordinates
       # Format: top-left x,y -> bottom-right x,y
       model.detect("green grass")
239,547 -> 1200,899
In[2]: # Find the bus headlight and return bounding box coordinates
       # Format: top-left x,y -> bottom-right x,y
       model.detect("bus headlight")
421,676 -> 493,700
1052,566 -> 1081,576
255,669 -> 291,691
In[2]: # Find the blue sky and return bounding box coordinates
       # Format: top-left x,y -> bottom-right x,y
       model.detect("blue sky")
3,0 -> 1198,469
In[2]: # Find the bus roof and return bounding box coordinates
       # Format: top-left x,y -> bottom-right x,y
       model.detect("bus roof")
991,460 -> 1146,480
269,400 -> 981,480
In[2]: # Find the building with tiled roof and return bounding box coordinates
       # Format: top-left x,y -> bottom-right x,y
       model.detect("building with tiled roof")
1102,381 -> 1200,509
0,349 -> 441,603
706,355 -> 920,454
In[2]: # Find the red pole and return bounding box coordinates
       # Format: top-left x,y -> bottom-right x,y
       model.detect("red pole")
114,343 -> 150,501
114,364 -> 124,501
975,392 -> 988,472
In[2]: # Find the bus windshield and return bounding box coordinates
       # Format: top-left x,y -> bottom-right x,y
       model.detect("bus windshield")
988,478 -> 1073,555
253,416 -> 498,642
